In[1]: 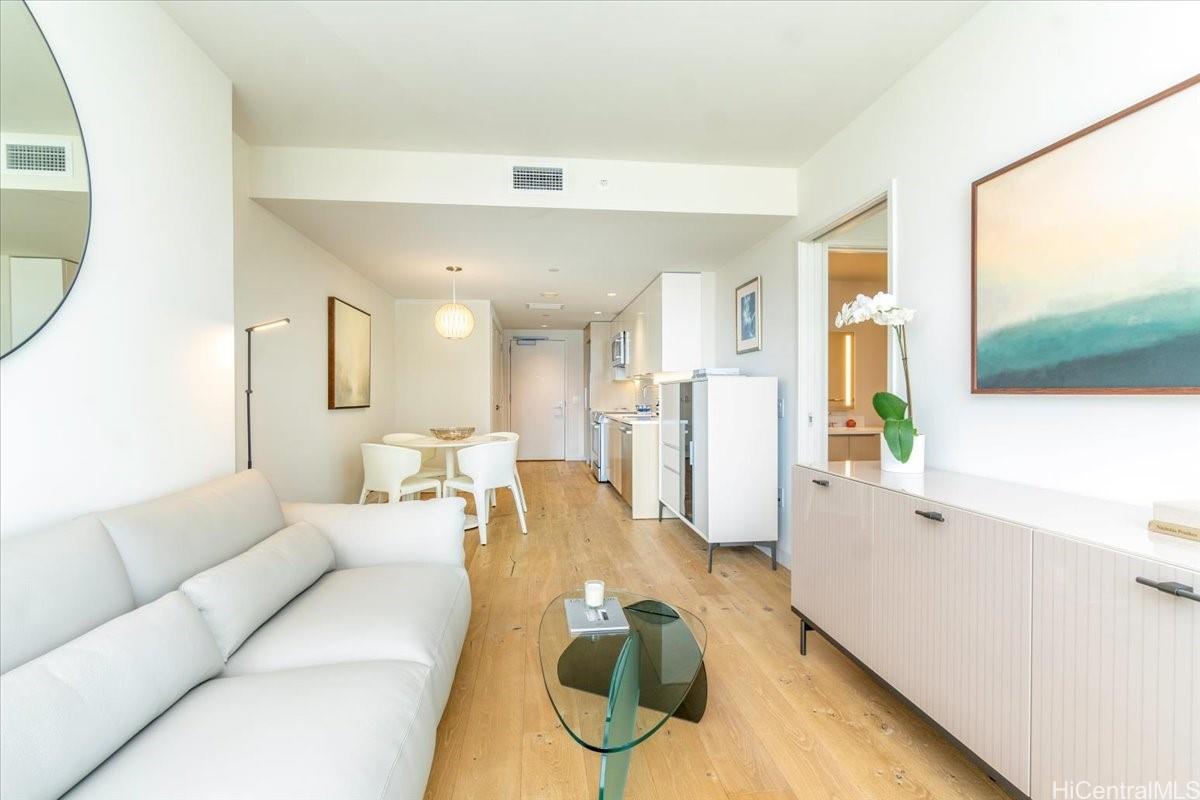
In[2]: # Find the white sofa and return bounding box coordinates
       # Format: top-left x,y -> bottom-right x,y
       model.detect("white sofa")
0,470 -> 471,800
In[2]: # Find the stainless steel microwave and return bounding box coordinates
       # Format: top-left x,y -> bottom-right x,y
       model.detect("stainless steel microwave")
611,331 -> 628,368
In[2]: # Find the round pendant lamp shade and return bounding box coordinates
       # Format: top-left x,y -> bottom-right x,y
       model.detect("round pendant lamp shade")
435,302 -> 475,339
435,266 -> 475,339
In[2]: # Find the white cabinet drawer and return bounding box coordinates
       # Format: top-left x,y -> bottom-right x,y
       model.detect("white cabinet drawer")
1031,534 -> 1199,798
871,491 -> 1032,794
659,462 -> 681,512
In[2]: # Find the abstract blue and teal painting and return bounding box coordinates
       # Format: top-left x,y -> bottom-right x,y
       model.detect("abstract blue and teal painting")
972,77 -> 1200,393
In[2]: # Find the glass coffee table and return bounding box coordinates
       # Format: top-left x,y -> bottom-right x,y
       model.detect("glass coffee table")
538,589 -> 708,800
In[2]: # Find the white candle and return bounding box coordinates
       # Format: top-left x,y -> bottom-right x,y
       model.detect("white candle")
584,580 -> 605,608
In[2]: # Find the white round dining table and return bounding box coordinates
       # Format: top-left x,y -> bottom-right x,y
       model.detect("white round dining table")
402,434 -> 505,530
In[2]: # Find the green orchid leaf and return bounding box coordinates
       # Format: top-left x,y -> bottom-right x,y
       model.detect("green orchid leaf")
872,391 -> 908,421
883,418 -> 915,462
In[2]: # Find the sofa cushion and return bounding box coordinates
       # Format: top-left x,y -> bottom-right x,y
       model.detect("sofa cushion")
180,522 -> 335,660
0,516 -> 134,673
0,592 -> 223,800
63,661 -> 440,800
99,470 -> 286,605
224,563 -> 470,711
283,497 -> 467,569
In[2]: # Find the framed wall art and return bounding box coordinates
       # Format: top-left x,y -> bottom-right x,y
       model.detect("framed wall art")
971,74 -> 1199,394
328,296 -> 371,409
735,275 -> 762,354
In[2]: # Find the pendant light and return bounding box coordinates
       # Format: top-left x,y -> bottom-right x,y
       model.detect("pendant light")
434,266 -> 475,339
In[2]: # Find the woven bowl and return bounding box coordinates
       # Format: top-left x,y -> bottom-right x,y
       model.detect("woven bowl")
430,426 -> 475,441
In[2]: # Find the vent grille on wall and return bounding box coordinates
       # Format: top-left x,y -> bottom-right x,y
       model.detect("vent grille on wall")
5,142 -> 69,174
512,165 -> 564,191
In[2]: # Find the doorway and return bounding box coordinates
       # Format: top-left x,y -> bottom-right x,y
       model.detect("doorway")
795,186 -> 896,465
510,338 -> 566,460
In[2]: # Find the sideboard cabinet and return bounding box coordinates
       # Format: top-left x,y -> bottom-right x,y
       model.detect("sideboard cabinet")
791,462 -> 1198,799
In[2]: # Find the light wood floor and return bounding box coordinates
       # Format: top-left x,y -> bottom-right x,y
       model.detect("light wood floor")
424,461 -> 1008,800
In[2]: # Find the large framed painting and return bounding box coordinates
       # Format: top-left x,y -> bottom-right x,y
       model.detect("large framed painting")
735,276 -> 762,354
972,75 -> 1200,394
327,296 -> 371,409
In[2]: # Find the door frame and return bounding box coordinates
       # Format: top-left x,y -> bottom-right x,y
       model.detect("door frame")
508,335 -> 568,460
795,179 -> 899,466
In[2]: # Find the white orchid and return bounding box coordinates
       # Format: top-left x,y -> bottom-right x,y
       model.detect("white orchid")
835,292 -> 915,328
832,291 -> 919,463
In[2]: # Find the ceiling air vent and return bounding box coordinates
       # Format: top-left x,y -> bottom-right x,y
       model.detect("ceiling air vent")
512,165 -> 564,192
4,141 -> 70,175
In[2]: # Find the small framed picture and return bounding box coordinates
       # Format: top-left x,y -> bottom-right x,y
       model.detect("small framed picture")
735,276 -> 762,354
328,296 -> 372,409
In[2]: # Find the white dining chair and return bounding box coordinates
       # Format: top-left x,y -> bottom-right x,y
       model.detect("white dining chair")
359,443 -> 442,503
444,440 -> 527,545
382,432 -> 445,480
490,432 -> 528,512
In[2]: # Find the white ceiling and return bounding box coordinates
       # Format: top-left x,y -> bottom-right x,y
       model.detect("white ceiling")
163,0 -> 981,167
257,199 -> 790,328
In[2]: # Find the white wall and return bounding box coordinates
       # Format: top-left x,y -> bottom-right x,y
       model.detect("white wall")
504,329 -> 587,461
251,145 -> 798,216
394,299 -> 495,435
715,0 -> 1200,556
0,1 -> 233,536
792,1 -> 1200,507
233,136 -> 396,503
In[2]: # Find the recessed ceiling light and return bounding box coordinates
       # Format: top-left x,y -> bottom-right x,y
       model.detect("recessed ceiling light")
548,268 -> 560,273
540,324 -> 548,328
540,291 -> 559,299
606,292 -> 616,297
593,311 -> 602,315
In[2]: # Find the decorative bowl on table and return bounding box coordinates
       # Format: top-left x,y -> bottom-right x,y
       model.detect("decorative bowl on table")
429,426 -> 475,441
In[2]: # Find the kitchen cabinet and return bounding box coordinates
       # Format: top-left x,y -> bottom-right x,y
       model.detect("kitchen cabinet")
791,460 -> 1199,798
606,420 -> 622,493
611,273 -> 702,380
1030,534 -> 1199,798
604,416 -> 661,519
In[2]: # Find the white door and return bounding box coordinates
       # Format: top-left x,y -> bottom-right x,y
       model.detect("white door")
510,339 -> 566,460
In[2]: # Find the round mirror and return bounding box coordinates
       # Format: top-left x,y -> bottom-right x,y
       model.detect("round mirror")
0,0 -> 90,358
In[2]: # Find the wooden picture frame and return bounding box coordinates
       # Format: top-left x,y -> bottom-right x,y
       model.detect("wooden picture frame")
971,74 -> 1200,395
735,276 -> 762,354
327,296 -> 372,409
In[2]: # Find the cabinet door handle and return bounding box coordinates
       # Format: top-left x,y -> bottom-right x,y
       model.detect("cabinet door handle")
811,479 -> 829,487
1135,576 -> 1200,603
915,510 -> 945,522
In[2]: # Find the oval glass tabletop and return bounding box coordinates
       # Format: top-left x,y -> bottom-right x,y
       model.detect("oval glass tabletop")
538,589 -> 707,754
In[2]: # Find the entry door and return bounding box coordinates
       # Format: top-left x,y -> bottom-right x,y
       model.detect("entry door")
510,339 -> 566,460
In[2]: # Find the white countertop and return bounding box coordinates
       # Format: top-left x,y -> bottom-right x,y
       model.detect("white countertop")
801,461 -> 1199,572
828,426 -> 883,436
604,413 -> 659,425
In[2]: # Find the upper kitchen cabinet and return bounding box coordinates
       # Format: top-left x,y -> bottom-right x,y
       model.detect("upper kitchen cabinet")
613,273 -> 702,379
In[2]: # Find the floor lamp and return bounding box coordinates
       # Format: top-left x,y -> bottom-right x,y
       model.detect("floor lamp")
245,317 -> 290,469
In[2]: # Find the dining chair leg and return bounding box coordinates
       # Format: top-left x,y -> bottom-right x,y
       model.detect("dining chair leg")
473,489 -> 489,545
358,487 -> 369,504
490,488 -> 497,508
512,483 -> 528,534
514,471 -> 528,512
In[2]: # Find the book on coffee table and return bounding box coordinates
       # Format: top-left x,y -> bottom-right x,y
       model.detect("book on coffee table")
564,597 -> 630,636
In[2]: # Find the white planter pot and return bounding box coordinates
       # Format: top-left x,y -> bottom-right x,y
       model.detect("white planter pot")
880,433 -> 925,473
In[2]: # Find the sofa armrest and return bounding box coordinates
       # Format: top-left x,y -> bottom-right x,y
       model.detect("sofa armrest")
281,498 -> 467,569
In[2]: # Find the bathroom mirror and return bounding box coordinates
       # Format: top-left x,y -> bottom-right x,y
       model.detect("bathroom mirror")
0,0 -> 90,358
828,331 -> 855,410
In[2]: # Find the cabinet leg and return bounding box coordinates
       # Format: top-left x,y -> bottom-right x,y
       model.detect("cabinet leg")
658,501 -> 663,522
799,617 -> 810,656
771,542 -> 777,571
707,542 -> 714,573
